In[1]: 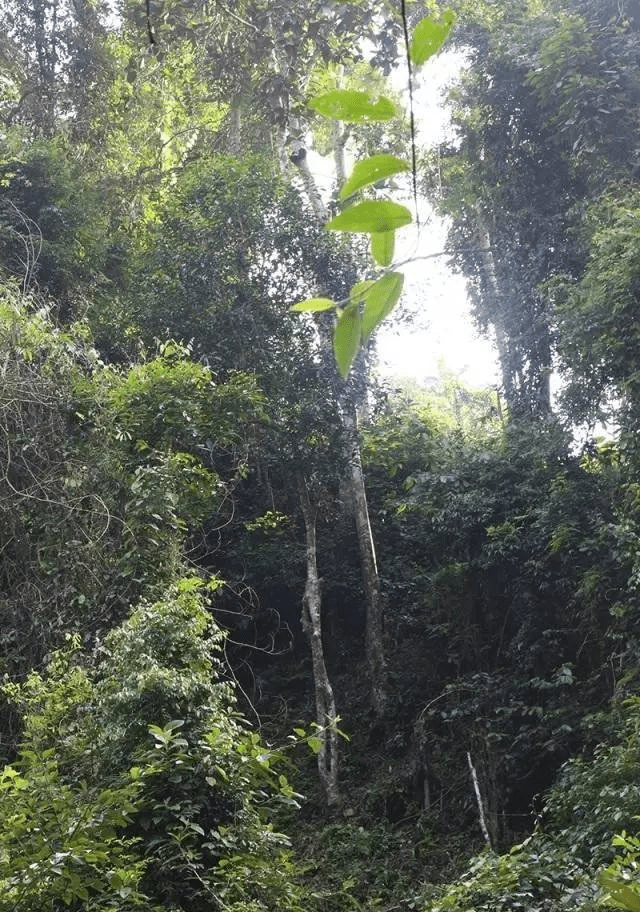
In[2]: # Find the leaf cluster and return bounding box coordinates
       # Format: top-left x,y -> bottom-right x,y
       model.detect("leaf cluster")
0,579 -> 305,912
292,9 -> 456,376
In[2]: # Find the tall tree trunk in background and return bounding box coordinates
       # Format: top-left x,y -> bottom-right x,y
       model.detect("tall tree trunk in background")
476,207 -> 552,418
332,120 -> 350,186
341,403 -> 387,716
291,147 -> 329,221
297,475 -> 339,806
227,96 -> 243,155
294,153 -> 387,716
475,208 -> 519,417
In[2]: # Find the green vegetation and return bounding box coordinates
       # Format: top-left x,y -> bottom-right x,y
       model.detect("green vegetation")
1,0 -> 640,909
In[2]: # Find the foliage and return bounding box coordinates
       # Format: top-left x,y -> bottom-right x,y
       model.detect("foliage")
0,645 -> 148,910
0,579 -> 304,912
421,842 -> 594,912
3,1 -> 640,909
541,700 -> 640,869
297,819 -> 424,912
359,392 -> 630,843
292,8 -> 456,376
0,287 -> 267,686
420,699 -> 640,912
550,185 -> 640,436
602,830 -> 640,911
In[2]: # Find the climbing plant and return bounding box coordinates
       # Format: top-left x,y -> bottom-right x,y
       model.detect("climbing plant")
292,9 -> 456,376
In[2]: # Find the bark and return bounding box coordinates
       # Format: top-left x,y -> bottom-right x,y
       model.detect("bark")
290,145 -> 329,222
332,120 -> 350,187
297,474 -> 339,806
341,405 -> 386,716
467,750 -> 492,847
227,98 -> 243,156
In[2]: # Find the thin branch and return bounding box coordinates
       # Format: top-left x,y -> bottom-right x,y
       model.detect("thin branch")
217,1 -> 259,32
467,751 -> 492,847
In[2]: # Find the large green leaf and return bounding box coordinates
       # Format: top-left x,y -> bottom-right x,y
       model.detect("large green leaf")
601,875 -> 640,912
340,154 -> 410,200
410,11 -> 456,67
371,230 -> 395,266
309,90 -> 396,122
334,305 -> 361,378
289,297 -> 336,313
361,272 -> 404,340
350,280 -> 375,304
326,200 -> 412,233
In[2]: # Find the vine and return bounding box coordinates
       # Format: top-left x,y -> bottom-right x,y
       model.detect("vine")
291,8 -> 456,377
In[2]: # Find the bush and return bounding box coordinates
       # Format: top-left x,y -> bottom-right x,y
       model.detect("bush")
0,578 -> 305,912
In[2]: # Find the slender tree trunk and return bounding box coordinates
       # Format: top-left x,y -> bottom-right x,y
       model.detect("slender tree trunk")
332,120 -> 350,186
297,474 -> 339,806
290,146 -> 329,221
467,751 -> 492,847
227,97 -> 243,155
292,145 -> 386,714
341,405 -> 386,716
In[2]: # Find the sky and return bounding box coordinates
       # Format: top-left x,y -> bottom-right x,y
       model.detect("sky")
374,210 -> 500,389
373,50 -> 500,389
306,47 -> 501,390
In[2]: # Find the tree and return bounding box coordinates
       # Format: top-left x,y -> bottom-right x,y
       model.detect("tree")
551,185 -> 640,441
427,2 -> 587,419
0,284 -> 265,689
431,0 -> 640,423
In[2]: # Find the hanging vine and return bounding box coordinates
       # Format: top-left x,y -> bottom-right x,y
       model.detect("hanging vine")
291,8 -> 456,377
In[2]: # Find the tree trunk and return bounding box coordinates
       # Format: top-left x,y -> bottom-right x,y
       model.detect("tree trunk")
341,405 -> 387,716
227,97 -> 243,156
475,209 -> 520,417
297,474 -> 339,806
476,206 -> 552,418
332,120 -> 350,187
290,145 -> 329,222
291,139 -> 386,715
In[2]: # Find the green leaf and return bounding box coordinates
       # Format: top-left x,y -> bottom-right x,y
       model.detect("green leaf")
334,306 -> 361,378
411,11 -> 456,67
350,280 -> 375,305
371,230 -> 395,266
340,153 -> 410,199
326,200 -> 412,233
290,297 -> 336,313
307,736 -> 324,755
361,272 -> 404,340
601,874 -> 640,912
309,90 -> 396,122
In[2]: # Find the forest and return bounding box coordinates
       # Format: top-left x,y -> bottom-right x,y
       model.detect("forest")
1,0 -> 640,909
